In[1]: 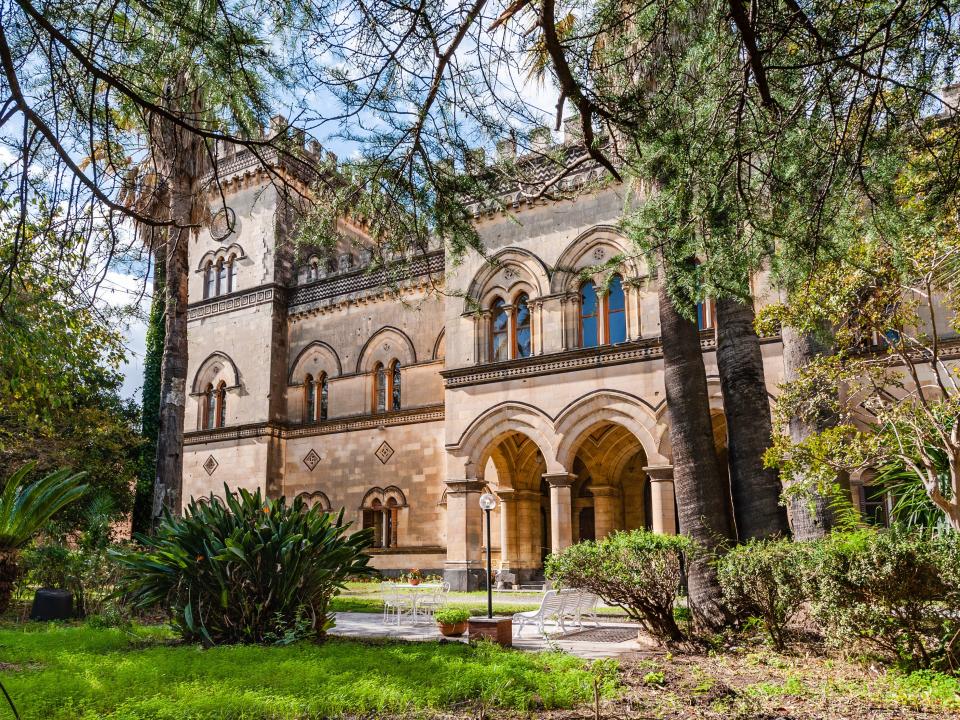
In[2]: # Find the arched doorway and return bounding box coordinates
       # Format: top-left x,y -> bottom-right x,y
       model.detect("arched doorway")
478,431 -> 548,583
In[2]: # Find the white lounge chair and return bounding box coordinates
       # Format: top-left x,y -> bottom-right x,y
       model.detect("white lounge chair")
513,590 -> 567,636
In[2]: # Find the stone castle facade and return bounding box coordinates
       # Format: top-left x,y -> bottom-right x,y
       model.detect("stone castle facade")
181,136 -> 868,589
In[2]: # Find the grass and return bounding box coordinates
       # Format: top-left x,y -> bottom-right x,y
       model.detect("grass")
0,623 -> 616,720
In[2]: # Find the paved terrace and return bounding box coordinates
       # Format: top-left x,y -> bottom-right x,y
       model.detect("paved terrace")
330,612 -> 654,660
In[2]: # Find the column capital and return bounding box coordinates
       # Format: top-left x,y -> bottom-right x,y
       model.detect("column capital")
444,478 -> 485,495
543,472 -> 576,488
495,487 -> 516,501
643,465 -> 674,482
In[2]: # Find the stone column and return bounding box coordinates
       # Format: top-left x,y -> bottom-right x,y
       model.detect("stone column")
498,489 -> 515,568
543,473 -> 575,553
531,300 -> 544,356
592,484 -> 620,538
443,479 -> 484,590
502,303 -> 515,360
644,465 -> 677,535
513,489 -> 540,579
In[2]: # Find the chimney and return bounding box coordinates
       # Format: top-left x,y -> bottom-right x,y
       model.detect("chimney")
563,114 -> 582,145
530,126 -> 552,153
942,83 -> 960,115
307,140 -> 323,157
496,137 -> 516,161
465,148 -> 486,172
269,114 -> 288,138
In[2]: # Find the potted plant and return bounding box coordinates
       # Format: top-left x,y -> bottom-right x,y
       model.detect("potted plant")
434,607 -> 470,637
406,568 -> 423,586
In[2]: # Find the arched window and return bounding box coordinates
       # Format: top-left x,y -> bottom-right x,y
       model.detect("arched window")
304,374 -> 316,423
204,262 -> 215,299
390,361 -> 401,411
490,298 -> 509,361
373,363 -> 386,413
362,497 -> 399,548
216,259 -> 228,296
319,374 -> 329,421
606,274 -> 626,343
229,254 -> 238,292
580,281 -> 599,348
216,381 -> 227,427
204,383 -> 216,429
514,293 -> 531,358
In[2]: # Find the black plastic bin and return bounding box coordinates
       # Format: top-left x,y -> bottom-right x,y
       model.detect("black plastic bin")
30,588 -> 73,621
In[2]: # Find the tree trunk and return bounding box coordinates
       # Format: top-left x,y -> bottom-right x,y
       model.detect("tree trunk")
0,548 -> 20,614
716,297 -> 790,540
780,324 -> 837,540
151,72 -> 209,522
152,187 -> 191,521
658,255 -> 737,630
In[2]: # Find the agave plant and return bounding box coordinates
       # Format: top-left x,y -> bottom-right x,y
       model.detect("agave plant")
115,486 -> 374,644
0,464 -> 88,613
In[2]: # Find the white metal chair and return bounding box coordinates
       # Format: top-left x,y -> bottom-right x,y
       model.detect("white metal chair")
414,581 -> 450,622
563,590 -> 601,629
380,582 -> 413,626
512,590 -> 567,636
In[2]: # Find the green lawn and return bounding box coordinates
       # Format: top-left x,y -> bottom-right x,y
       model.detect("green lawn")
0,623 -> 617,720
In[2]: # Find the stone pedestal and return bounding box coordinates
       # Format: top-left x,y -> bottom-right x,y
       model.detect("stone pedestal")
468,616 -> 513,647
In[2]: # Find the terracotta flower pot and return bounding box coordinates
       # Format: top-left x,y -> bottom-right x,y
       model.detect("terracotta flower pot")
438,621 -> 467,637
409,578 -> 421,586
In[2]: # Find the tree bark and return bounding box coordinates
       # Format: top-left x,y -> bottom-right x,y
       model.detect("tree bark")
658,255 -> 737,630
151,72 -> 208,522
780,324 -> 837,540
716,297 -> 790,540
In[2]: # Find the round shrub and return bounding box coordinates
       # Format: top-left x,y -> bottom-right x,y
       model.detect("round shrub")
544,529 -> 690,643
716,538 -> 814,649
809,528 -> 960,668
115,486 -> 374,644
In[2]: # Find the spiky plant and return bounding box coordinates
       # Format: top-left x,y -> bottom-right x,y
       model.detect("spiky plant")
0,464 -> 88,612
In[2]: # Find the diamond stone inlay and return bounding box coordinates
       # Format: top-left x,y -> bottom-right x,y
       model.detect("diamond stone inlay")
375,441 -> 395,464
302,449 -> 321,471
203,455 -> 219,476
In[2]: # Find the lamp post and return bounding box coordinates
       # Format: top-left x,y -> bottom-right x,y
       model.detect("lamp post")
478,492 -> 497,619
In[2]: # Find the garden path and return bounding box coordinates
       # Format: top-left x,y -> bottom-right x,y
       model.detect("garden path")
330,612 -> 655,659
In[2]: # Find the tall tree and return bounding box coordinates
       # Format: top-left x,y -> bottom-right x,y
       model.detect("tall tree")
658,257 -> 737,627
716,297 -> 790,540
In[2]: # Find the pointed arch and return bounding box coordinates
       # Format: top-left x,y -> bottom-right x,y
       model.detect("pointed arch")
288,340 -> 343,384
295,490 -> 332,511
191,352 -> 241,394
448,401 -> 563,478
356,326 -> 417,373
432,329 -> 446,360
551,226 -> 645,295
554,390 -> 669,468
465,247 -> 550,309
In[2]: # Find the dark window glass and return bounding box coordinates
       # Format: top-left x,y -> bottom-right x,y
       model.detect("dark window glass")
580,282 -> 598,348
229,256 -> 238,292
205,263 -> 215,299
491,299 -> 509,361
319,375 -> 328,420
205,384 -> 216,429
216,382 -> 226,427
375,364 -> 386,413
305,374 -> 315,422
515,294 -> 531,358
607,275 -> 626,344
216,260 -> 227,296
391,362 -> 401,410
